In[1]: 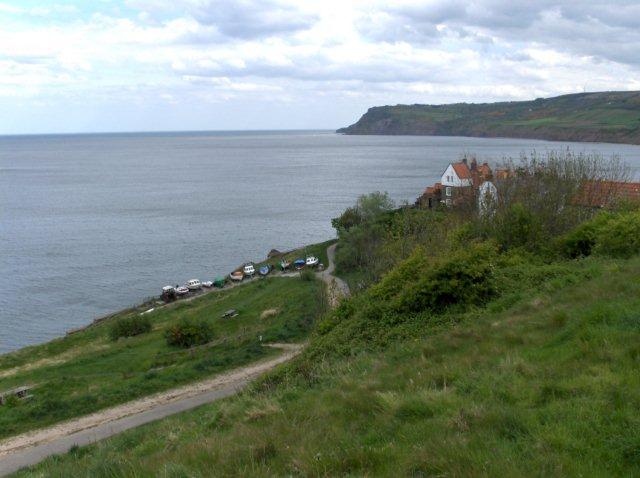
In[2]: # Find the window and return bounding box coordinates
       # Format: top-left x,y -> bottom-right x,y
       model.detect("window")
445,199 -> 452,206
446,186 -> 452,197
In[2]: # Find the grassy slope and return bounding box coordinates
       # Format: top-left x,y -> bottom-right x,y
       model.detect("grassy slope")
0,276 -> 325,439
19,255 -> 640,476
337,91 -> 640,144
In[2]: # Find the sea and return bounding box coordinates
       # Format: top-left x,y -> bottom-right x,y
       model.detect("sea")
2,130 -> 640,354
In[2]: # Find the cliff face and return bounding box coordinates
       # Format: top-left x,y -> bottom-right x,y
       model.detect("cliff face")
337,91 -> 640,145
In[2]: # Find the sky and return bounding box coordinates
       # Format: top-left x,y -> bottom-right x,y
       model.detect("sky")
1,0 -> 640,134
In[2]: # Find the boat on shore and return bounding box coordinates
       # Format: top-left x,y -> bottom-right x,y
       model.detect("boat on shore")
230,270 -> 244,281
161,285 -> 176,301
186,279 -> 202,291
214,277 -> 226,288
176,286 -> 189,296
259,265 -> 271,276
202,281 -> 213,288
280,259 -> 291,271
294,259 -> 306,269
306,256 -> 319,267
243,263 -> 255,277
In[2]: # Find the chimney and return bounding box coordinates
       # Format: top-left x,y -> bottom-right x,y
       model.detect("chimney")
462,157 -> 468,166
470,157 -> 478,171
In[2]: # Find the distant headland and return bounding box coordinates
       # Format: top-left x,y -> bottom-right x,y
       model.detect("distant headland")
337,91 -> 640,145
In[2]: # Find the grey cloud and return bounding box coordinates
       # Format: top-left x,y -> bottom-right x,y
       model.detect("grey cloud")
362,1 -> 640,67
175,53 -> 459,84
190,0 -> 318,39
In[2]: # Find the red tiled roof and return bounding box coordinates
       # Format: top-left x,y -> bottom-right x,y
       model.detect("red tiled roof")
578,180 -> 640,207
495,169 -> 512,180
478,163 -> 491,177
452,161 -> 472,180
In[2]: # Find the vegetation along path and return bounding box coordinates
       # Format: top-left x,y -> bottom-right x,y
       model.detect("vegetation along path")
0,244 -> 344,476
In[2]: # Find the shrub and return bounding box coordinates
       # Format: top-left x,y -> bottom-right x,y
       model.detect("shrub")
165,318 -> 214,348
393,242 -> 498,314
494,203 -> 542,251
559,210 -> 640,259
299,269 -> 316,281
109,316 -> 152,341
559,212 -> 613,258
593,210 -> 640,258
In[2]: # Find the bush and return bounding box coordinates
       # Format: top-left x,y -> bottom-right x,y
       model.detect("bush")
593,210 -> 640,258
109,316 -> 152,341
494,203 -> 542,251
559,212 -> 611,258
560,210 -> 640,259
300,269 -> 316,281
393,242 -> 497,314
165,318 -> 214,348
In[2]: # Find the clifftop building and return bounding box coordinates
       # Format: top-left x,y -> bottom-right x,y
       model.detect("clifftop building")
417,157 -> 495,209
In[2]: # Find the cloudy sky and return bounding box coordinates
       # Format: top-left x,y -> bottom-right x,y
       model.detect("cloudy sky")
2,0 -> 640,134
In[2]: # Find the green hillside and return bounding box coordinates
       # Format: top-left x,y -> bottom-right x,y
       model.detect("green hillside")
0,243 -> 332,440
338,91 -> 640,144
15,152 -> 640,477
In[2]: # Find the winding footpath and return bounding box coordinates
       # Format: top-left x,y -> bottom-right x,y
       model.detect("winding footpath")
0,244 -> 348,476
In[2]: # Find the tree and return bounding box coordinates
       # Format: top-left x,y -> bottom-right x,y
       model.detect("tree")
332,191 -> 395,234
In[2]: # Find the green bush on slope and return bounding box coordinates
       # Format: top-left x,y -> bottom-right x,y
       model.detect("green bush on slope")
560,209 -> 640,258
108,316 -> 152,341
165,318 -> 214,348
312,242 -> 497,357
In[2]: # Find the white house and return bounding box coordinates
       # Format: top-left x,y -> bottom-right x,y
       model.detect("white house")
441,162 -> 473,187
439,160 -> 473,205
417,158 -> 496,210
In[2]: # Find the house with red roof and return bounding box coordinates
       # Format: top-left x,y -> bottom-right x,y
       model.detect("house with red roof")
575,180 -> 640,208
417,157 -> 495,208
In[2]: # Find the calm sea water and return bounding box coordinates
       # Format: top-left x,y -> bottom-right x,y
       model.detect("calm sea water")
1,131 -> 639,353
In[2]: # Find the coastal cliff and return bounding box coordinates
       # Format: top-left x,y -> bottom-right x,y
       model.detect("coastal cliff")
337,91 -> 640,145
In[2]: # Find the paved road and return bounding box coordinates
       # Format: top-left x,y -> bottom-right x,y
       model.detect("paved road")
0,345 -> 302,476
0,244 -> 346,476
0,382 -> 244,476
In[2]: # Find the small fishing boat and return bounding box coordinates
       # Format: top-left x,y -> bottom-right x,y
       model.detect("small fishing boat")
161,285 -> 176,301
280,259 -> 291,271
176,286 -> 189,295
259,265 -> 271,276
214,277 -> 226,288
202,281 -> 213,288
186,279 -> 202,290
293,259 -> 306,269
243,263 -> 255,277
229,270 -> 244,281
305,256 -> 319,267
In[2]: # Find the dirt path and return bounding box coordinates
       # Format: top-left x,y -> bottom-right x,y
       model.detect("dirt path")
0,343 -> 302,476
318,243 -> 350,307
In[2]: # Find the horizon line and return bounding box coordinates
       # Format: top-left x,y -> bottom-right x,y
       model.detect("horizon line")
0,128 -> 338,138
